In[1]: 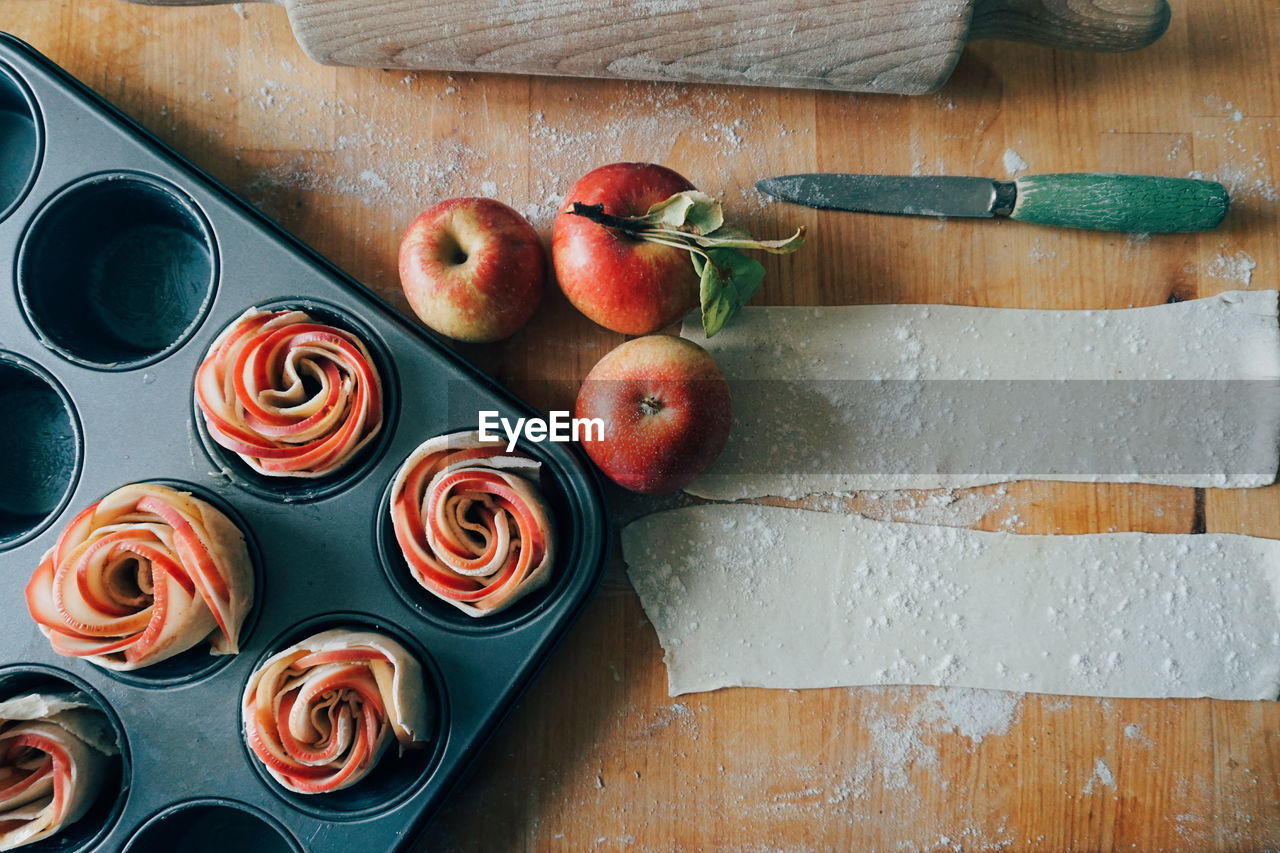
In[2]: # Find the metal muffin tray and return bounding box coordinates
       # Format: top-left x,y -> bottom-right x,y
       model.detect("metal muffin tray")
0,33 -> 608,853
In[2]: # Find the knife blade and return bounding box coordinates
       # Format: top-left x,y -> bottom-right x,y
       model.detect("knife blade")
756,173 -> 1229,233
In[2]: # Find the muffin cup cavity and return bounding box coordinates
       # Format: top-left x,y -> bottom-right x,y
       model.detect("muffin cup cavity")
0,63 -> 41,221
0,353 -> 81,551
17,172 -> 217,370
122,799 -> 300,853
242,614 -> 448,821
376,430 -> 575,635
192,299 -> 399,503
0,665 -> 130,853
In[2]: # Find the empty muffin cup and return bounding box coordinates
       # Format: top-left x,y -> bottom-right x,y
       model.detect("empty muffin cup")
0,63 -> 40,220
0,354 -> 80,550
122,800 -> 300,853
17,172 -> 217,369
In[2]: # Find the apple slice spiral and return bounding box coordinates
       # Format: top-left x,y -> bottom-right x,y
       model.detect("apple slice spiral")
195,307 -> 384,478
0,694 -> 118,851
242,629 -> 430,794
24,483 -> 254,671
389,431 -> 555,617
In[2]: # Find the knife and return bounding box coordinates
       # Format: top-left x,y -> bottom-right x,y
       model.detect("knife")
756,173 -> 1229,233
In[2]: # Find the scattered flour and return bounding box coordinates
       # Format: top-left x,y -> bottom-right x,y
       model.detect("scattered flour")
636,701 -> 700,739
1002,148 -> 1029,175
864,705 -> 941,791
1028,239 -> 1057,262
856,486 -> 1024,531
1123,722 -> 1153,746
225,60 -> 796,241
1082,758 -> 1117,795
1207,249 -> 1257,287
463,685 -> 1251,852
924,688 -> 1022,743
844,688 -> 1024,793
795,486 -> 1027,533
1182,95 -> 1278,204
358,169 -> 390,192
1204,95 -> 1245,124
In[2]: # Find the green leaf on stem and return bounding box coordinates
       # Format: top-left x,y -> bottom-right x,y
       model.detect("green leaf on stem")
697,248 -> 766,338
569,187 -> 804,336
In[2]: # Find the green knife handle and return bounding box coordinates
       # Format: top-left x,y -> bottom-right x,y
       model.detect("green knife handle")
1009,174 -> 1229,233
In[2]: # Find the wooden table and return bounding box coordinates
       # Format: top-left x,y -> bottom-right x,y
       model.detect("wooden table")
4,1 -> 1277,849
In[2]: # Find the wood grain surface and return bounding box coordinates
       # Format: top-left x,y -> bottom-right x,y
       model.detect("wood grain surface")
2,0 -> 1278,850
125,0 -> 1171,94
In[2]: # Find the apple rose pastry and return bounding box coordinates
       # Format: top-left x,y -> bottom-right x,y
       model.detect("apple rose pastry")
0,693 -> 117,851
242,629 -> 430,794
389,431 -> 555,617
195,307 -> 384,478
25,483 -> 254,671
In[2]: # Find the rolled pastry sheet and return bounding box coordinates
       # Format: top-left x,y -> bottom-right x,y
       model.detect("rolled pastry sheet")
680,290 -> 1280,498
242,629 -> 431,794
389,431 -> 555,616
25,483 -> 254,670
0,693 -> 117,851
195,307 -> 385,478
623,504 -> 1280,700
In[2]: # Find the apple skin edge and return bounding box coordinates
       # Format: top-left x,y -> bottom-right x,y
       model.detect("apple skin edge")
551,163 -> 701,336
399,197 -> 547,343
575,335 -> 732,495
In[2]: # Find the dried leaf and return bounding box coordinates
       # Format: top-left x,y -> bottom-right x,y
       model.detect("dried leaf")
693,225 -> 806,254
644,191 -> 724,234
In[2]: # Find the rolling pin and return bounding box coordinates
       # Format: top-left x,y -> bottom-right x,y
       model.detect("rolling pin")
127,0 -> 1170,94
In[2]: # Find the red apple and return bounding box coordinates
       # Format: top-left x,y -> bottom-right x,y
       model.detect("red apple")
552,162 -> 700,335
575,335 -> 732,494
399,197 -> 546,343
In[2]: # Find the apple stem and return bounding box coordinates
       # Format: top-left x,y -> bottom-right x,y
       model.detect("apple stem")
640,395 -> 663,416
568,202 -> 652,238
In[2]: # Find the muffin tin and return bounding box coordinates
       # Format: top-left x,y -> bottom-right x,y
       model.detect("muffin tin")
0,33 -> 608,852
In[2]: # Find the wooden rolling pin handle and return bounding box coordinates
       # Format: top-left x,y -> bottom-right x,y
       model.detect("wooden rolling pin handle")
969,0 -> 1171,52
124,0 -> 279,6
